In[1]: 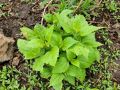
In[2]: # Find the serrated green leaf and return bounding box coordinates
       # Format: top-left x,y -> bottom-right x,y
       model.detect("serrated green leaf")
66,65 -> 86,82
78,55 -> 91,68
17,39 -> 44,59
27,39 -> 44,48
45,25 -> 54,43
80,25 -> 102,36
72,16 -> 81,33
50,74 -> 64,90
32,56 -> 45,72
52,56 -> 69,73
66,50 -> 76,60
72,15 -> 88,33
88,48 -> 100,63
62,37 -> 78,51
50,32 -> 62,47
79,48 -> 100,68
52,83 -> 63,90
34,23 -> 46,40
60,9 -> 73,16
93,42 -> 102,47
83,33 -> 96,41
71,59 -> 80,67
34,23 -> 46,36
33,46 -> 59,71
34,23 -> 45,32
95,49 -> 100,62
41,66 -> 52,78
69,43 -> 89,58
55,10 -> 73,33
43,13 -> 53,23
21,27 -> 36,40
46,46 -> 59,66
82,33 -> 102,47
64,75 -> 75,85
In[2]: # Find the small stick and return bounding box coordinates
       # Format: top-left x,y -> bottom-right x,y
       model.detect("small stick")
73,0 -> 83,13
41,0 -> 53,25
90,0 -> 102,11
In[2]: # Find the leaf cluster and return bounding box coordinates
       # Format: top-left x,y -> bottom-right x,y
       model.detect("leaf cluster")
17,9 -> 102,90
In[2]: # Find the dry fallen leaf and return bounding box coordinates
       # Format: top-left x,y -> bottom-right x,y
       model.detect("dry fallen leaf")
0,32 -> 14,62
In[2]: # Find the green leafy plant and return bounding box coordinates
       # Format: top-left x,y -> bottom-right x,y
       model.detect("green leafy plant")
17,9 -> 102,90
0,66 -> 20,90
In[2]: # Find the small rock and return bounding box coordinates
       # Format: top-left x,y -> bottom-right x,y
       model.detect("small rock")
12,57 -> 20,66
12,52 -> 21,66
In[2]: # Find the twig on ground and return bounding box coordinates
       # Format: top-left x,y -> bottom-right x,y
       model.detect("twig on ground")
90,0 -> 103,11
73,0 -> 83,13
41,0 -> 53,25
